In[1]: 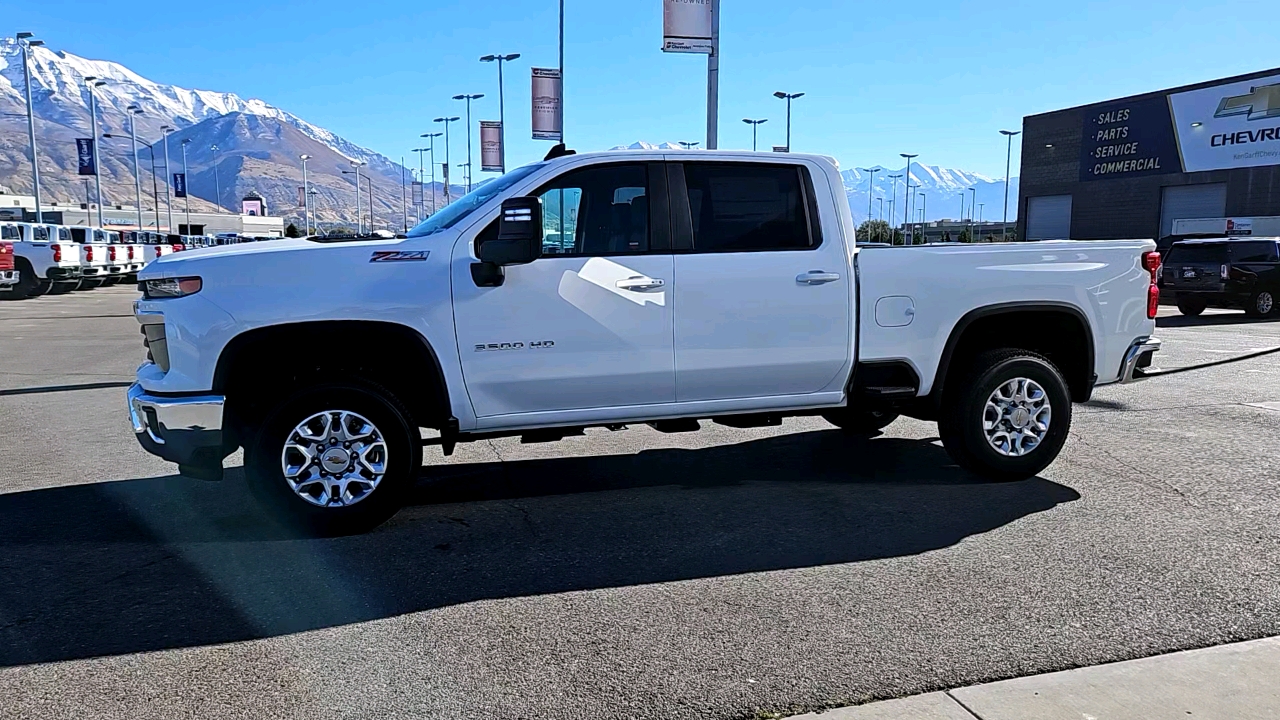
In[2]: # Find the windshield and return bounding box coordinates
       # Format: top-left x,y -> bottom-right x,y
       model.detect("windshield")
406,163 -> 545,237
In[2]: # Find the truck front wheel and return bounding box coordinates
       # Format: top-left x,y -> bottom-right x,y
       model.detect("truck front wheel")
244,380 -> 421,536
938,350 -> 1071,482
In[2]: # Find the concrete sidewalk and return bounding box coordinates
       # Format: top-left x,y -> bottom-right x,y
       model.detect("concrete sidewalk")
791,636 -> 1280,720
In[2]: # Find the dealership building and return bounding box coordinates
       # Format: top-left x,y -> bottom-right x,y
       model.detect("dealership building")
1016,66 -> 1280,242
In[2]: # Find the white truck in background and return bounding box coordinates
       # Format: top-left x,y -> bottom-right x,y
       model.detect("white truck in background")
4,222 -> 82,298
127,149 -> 1163,535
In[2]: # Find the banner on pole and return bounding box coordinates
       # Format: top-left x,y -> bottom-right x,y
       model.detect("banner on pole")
412,181 -> 424,206
480,121 -> 503,172
173,173 -> 187,198
442,163 -> 450,183
76,138 -> 97,176
531,68 -> 563,141
297,186 -> 305,207
662,0 -> 714,54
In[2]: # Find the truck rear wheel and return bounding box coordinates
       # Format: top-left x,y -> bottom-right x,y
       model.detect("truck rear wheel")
244,380 -> 421,536
1245,290 -> 1276,318
4,260 -> 41,300
938,350 -> 1071,482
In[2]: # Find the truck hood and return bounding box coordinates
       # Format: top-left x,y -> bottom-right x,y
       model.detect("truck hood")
139,237 -> 404,279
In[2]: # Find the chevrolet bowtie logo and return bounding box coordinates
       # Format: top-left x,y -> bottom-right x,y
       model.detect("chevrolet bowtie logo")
1214,82 -> 1280,122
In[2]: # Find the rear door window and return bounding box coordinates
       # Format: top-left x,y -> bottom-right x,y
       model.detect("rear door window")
1230,241 -> 1279,263
681,163 -> 819,252
0,225 -> 16,241
1167,243 -> 1227,264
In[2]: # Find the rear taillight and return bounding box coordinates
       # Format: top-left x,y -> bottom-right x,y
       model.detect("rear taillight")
0,242 -> 12,271
52,243 -> 62,263
1142,251 -> 1161,319
108,246 -> 118,262
1221,264 -> 1230,281
85,245 -> 94,262
172,243 -> 185,252
128,246 -> 135,260
154,246 -> 163,259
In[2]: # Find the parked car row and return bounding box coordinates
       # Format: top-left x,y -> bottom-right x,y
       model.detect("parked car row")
0,222 -> 235,300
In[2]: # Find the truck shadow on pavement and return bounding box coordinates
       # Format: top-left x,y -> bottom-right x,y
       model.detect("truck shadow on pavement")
0,430 -> 1078,667
1157,312 -> 1278,328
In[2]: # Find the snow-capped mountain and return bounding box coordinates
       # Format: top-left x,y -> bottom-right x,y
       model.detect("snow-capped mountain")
0,38 -> 444,228
842,165 -> 1019,225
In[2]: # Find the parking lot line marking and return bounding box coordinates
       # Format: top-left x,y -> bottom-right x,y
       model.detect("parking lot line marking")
1246,402 -> 1280,412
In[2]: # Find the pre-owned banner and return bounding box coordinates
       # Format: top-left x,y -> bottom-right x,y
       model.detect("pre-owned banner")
173,172 -> 187,198
297,186 -> 305,207
662,0 -> 714,54
1169,73 -> 1280,173
480,121 -> 503,171
531,68 -> 563,141
411,181 -> 424,206
76,138 -> 97,176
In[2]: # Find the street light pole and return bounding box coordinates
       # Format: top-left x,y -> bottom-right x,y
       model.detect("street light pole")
210,144 -> 222,212
742,118 -> 767,151
480,54 -> 521,173
678,141 -> 700,150
968,186 -> 977,241
349,161 -> 365,234
300,154 -> 311,235
452,94 -> 484,193
401,155 -> 408,233
182,139 -> 192,233
160,125 -> 174,232
434,117 -> 459,204
1000,129 -> 1021,241
706,0 -> 720,149
857,167 -> 880,228
773,92 -> 804,152
17,33 -> 45,223
84,77 -> 108,228
421,132 -> 442,214
918,192 -> 927,242
887,173 -> 902,243
126,108 -> 144,230
899,154 -> 917,244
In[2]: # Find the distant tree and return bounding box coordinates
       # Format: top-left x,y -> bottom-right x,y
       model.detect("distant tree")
856,219 -> 893,243
958,228 -> 973,243
891,228 -> 905,245
943,231 -> 952,242
284,223 -> 301,238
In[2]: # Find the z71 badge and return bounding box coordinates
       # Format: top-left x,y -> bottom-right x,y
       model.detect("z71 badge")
370,250 -> 430,263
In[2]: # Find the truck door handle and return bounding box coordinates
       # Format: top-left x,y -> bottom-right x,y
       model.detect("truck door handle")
616,276 -> 666,291
796,271 -> 841,285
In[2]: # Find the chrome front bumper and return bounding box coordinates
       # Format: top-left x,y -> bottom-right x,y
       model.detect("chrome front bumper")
1120,337 -> 1161,383
0,270 -> 17,287
127,383 -> 226,470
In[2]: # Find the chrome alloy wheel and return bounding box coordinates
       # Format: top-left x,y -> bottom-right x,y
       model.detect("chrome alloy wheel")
281,410 -> 388,508
982,377 -> 1052,457
1258,292 -> 1275,315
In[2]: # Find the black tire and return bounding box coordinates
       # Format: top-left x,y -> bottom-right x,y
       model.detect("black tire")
1244,290 -> 1276,318
244,380 -> 420,536
33,279 -> 53,296
102,275 -> 121,286
47,281 -> 79,295
938,350 -> 1072,482
821,407 -> 899,435
79,278 -> 106,289
1176,297 -> 1207,317
3,259 -> 39,300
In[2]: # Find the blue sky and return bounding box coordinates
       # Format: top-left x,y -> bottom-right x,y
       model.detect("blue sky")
11,0 -> 1278,178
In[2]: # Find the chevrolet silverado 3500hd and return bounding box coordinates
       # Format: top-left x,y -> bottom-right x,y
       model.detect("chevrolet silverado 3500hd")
127,150 -> 1162,534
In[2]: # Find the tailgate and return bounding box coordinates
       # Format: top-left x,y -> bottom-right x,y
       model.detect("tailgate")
0,242 -> 12,271
1166,262 -> 1224,290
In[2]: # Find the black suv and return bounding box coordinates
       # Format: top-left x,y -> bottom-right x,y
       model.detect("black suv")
1161,237 -> 1280,317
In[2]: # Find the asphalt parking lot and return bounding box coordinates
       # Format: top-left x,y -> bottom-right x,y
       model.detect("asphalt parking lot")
1,286 -> 1279,720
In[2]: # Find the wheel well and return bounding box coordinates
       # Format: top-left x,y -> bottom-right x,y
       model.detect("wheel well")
935,305 -> 1095,404
214,321 -> 450,446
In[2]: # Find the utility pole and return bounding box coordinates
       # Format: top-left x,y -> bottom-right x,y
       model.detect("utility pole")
857,167 -> 880,230
182,139 -> 193,233
127,108 -> 144,230
742,118 -> 767,151
421,132 -> 442,214
401,156 -> 408,234
1000,129 -> 1021,241
887,173 -> 902,243
452,94 -> 483,193
434,117 -> 459,204
899,154 -> 918,244
17,33 -> 45,223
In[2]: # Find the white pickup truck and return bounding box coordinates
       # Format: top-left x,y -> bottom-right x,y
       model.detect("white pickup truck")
127,149 -> 1162,535
4,222 -> 82,297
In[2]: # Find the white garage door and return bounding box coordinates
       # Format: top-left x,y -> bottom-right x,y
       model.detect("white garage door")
1026,195 -> 1073,240
1160,184 -> 1226,237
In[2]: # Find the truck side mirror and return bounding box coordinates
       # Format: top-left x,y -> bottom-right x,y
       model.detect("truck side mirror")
478,196 -> 543,266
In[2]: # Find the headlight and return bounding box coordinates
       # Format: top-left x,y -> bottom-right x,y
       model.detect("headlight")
143,277 -> 202,299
